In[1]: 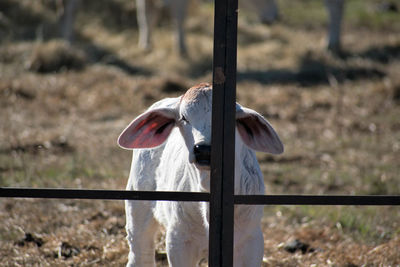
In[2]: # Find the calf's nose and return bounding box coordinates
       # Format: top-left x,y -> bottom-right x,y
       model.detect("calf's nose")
193,144 -> 211,166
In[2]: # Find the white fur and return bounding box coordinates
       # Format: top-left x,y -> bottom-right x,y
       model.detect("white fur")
118,85 -> 283,267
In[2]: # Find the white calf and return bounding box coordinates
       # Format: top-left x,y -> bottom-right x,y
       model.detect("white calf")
118,83 -> 284,267
137,0 -> 345,54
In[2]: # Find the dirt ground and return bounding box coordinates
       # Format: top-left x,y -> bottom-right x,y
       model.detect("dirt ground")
1,0 -> 400,266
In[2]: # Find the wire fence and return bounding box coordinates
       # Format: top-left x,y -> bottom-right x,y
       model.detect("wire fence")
1,0 -> 400,266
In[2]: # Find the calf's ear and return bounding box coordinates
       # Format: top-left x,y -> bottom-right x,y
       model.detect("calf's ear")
236,107 -> 284,154
118,108 -> 176,149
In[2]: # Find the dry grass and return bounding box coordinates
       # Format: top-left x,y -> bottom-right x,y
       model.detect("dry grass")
27,40 -> 86,73
1,0 -> 400,265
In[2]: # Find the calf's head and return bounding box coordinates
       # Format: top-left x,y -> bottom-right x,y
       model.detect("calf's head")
118,83 -> 283,170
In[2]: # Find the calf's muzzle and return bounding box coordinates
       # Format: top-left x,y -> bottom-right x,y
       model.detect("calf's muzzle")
193,144 -> 211,166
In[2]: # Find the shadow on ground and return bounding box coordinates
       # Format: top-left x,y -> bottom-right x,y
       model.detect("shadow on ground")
238,51 -> 387,86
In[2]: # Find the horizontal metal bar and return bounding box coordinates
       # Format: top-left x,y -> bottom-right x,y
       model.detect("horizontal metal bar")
0,188 -> 210,202
234,195 -> 400,206
2,188 -> 399,206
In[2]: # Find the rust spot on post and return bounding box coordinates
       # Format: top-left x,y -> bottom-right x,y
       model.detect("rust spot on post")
214,67 -> 226,85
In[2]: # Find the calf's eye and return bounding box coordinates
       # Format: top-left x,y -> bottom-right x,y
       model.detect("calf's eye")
180,115 -> 188,123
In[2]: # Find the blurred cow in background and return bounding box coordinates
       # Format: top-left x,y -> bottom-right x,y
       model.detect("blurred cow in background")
136,0 -> 189,55
324,0 -> 345,52
137,0 -> 345,55
59,0 -> 345,55
246,0 -> 345,52
57,0 -> 80,42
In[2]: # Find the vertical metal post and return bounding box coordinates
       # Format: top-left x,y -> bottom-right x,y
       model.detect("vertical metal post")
209,0 -> 238,266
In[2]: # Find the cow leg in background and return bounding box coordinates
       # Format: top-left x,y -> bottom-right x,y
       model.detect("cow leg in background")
325,0 -> 345,53
241,0 -> 279,25
59,0 -> 80,43
137,0 -> 158,51
168,0 -> 189,56
258,0 -> 280,25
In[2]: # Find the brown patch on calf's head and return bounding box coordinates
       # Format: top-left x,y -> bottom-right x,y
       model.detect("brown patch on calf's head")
181,83 -> 212,103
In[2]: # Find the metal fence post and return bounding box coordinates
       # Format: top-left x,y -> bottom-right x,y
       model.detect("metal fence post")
209,0 -> 238,266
